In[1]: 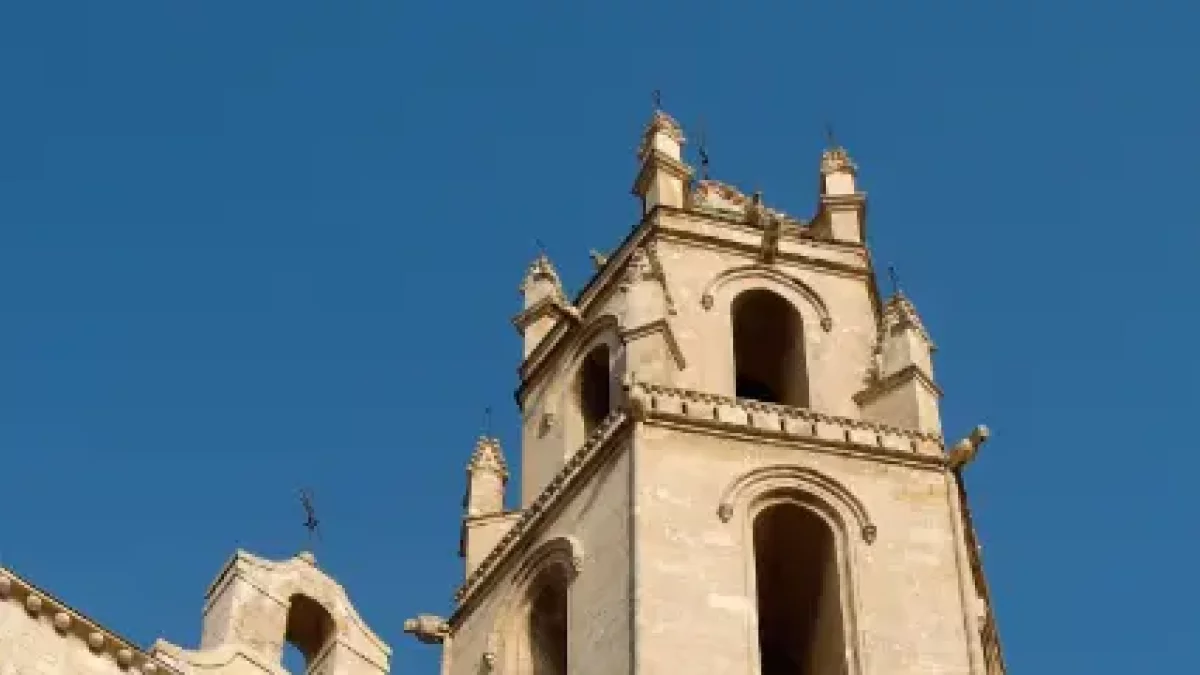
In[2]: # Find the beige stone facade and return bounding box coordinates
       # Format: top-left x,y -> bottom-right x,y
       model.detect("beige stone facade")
441,107 -> 1007,675
0,106 -> 1006,675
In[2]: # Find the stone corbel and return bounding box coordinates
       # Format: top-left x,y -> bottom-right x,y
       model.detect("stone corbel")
403,614 -> 451,645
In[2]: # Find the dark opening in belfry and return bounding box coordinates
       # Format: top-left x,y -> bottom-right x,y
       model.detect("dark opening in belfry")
732,289 -> 809,407
578,344 -> 611,435
753,503 -> 846,675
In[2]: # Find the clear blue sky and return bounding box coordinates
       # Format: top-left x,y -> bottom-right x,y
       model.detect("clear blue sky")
1,1 -> 1195,672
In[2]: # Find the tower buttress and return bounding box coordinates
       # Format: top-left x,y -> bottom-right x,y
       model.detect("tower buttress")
632,110 -> 693,214
855,292 -> 943,433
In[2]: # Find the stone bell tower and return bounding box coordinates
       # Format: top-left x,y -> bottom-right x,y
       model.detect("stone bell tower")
153,550 -> 391,675
405,105 -> 1007,675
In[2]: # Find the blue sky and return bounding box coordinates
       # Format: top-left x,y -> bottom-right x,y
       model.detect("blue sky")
1,1 -> 1196,672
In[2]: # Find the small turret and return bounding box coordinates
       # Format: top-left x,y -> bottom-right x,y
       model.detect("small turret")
854,293 -> 942,434
465,436 -> 508,517
632,108 -> 693,215
459,437 -> 519,577
514,254 -> 573,358
814,143 -> 867,244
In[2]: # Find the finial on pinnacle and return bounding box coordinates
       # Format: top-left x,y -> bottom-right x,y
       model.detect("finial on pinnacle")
887,265 -> 902,296
824,122 -> 838,149
652,89 -> 662,111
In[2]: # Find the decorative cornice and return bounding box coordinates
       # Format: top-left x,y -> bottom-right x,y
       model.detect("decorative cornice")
625,381 -> 944,458
632,149 -> 694,197
468,436 -> 509,478
0,567 -> 181,674
853,363 -> 943,406
452,411 -> 629,616
511,295 -> 582,335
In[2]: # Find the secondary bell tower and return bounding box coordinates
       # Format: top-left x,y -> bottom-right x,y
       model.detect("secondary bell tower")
406,104 -> 1007,675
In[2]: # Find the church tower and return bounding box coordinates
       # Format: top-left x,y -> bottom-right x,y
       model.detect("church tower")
406,106 -> 1007,675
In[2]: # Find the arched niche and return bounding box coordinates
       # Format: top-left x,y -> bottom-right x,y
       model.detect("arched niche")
718,465 -> 871,675
558,316 -> 623,454
492,536 -> 585,675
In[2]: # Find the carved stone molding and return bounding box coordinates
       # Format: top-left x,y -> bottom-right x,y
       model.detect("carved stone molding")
699,264 -> 833,332
627,381 -> 944,460
716,464 -> 878,544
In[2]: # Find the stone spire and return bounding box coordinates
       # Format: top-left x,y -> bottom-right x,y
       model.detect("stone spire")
465,436 -> 508,517
460,436 -> 515,577
515,253 -> 572,358
819,144 -> 858,196
632,107 -> 693,215
519,253 -> 564,308
854,292 -> 942,434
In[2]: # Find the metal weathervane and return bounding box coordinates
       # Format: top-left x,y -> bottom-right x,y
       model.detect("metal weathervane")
824,122 -> 838,148
299,488 -> 322,547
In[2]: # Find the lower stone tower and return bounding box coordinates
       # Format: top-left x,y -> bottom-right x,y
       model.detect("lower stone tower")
406,106 -> 1006,675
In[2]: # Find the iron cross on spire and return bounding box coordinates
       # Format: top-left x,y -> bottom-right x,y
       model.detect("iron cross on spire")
824,122 -> 838,149
652,89 -> 662,111
299,487 -> 321,547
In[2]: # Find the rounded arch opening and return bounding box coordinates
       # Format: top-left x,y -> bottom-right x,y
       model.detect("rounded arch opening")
283,593 -> 336,672
731,289 -> 809,407
526,564 -> 570,675
577,343 -> 612,436
752,502 -> 846,675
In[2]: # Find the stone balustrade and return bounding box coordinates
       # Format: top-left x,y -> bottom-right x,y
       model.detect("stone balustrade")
627,381 -> 944,457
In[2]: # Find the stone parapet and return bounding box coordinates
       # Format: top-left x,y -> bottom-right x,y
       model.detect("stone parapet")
626,381 -> 944,458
